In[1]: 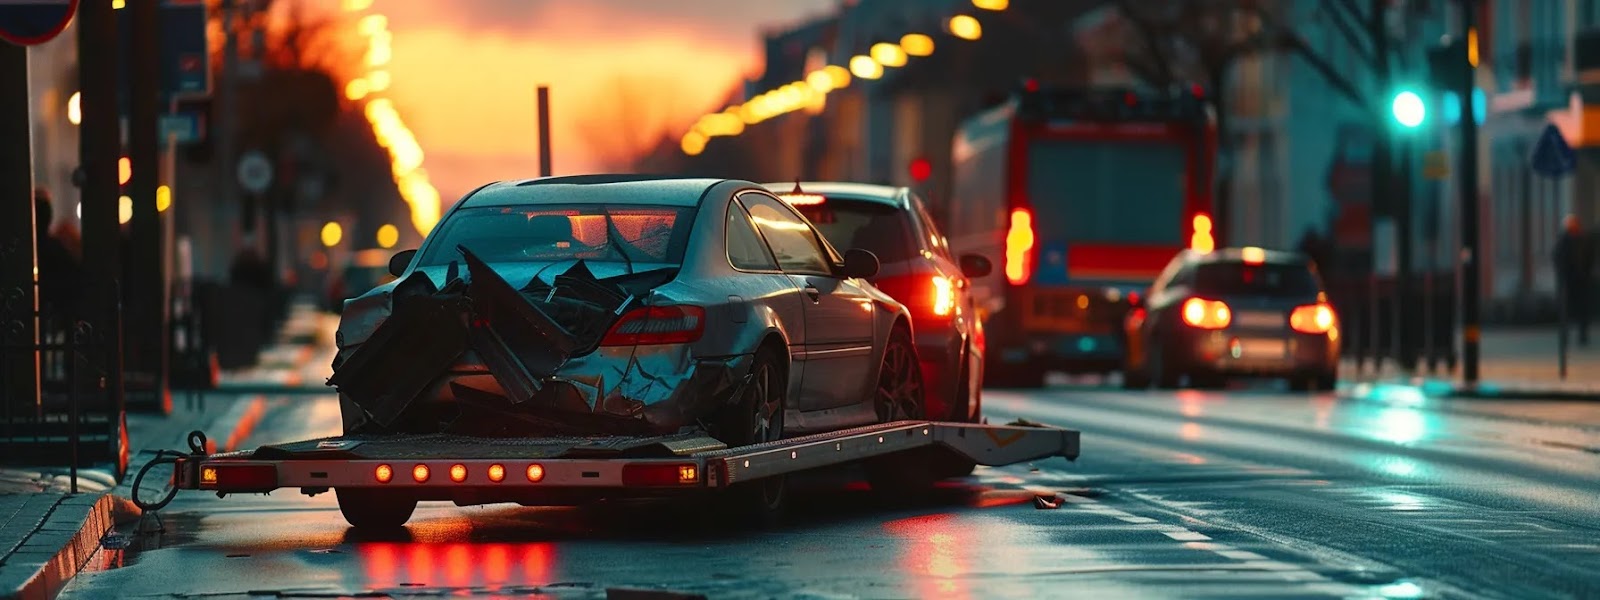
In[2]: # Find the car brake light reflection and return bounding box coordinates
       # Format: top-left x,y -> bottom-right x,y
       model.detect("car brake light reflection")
1181,298 -> 1231,329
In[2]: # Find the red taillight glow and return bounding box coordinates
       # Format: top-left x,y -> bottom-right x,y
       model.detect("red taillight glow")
621,463 -> 700,486
412,464 -> 430,483
526,464 -> 545,482
488,464 -> 506,482
1182,298 -> 1231,329
449,464 -> 468,483
1004,208 -> 1034,285
931,276 -> 954,316
375,464 -> 393,483
198,463 -> 277,492
601,305 -> 706,346
1190,213 -> 1215,253
1290,303 -> 1337,334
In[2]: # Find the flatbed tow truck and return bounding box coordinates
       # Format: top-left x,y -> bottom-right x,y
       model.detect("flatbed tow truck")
153,419 -> 1080,529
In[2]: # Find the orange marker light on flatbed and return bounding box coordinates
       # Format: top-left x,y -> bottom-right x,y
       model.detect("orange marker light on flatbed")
412,464 -> 430,483
526,464 -> 545,482
488,464 -> 506,482
449,464 -> 467,483
375,464 -> 393,483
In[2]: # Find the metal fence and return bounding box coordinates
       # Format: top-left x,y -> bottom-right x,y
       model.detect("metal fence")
1329,271 -> 1460,376
1,306 -> 122,490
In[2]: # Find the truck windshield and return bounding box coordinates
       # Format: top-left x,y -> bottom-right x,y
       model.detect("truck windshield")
1193,262 -> 1321,298
1027,138 -> 1187,245
792,198 -> 915,264
417,205 -> 693,267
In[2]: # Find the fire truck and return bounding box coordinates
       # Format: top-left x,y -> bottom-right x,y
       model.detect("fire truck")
946,83 -> 1217,387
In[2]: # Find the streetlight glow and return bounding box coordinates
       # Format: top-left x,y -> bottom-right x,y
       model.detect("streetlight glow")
681,132 -> 708,156
824,65 -> 851,89
870,42 -> 906,67
972,0 -> 1008,10
900,34 -> 935,57
67,92 -> 81,125
321,221 -> 343,247
118,196 -> 133,225
156,185 -> 172,212
376,224 -> 399,249
949,15 -> 983,40
849,55 -> 883,80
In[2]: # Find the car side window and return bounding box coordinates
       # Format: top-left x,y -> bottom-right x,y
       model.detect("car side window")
738,192 -> 835,276
1151,259 -> 1184,293
726,200 -> 779,271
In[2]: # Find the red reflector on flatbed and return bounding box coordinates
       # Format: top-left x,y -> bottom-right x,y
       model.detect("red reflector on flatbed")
198,463 -> 278,492
621,463 -> 700,486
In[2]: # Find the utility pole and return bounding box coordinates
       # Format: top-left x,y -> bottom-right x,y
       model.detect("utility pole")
129,0 -> 167,413
538,86 -> 553,177
79,0 -> 126,424
0,42 -> 39,420
1457,0 -> 1482,384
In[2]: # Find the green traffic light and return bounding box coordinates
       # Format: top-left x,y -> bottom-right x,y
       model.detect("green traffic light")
1392,91 -> 1425,128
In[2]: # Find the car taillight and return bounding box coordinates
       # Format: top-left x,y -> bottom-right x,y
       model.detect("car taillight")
621,463 -> 700,486
1005,208 -> 1034,285
601,305 -> 706,346
1181,298 -> 1231,329
931,276 -> 954,316
1290,303 -> 1336,334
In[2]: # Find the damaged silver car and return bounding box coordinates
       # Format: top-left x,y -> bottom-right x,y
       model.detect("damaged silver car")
329,175 -> 927,450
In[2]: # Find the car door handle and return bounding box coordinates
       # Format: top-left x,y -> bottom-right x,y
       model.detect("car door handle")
804,284 -> 820,302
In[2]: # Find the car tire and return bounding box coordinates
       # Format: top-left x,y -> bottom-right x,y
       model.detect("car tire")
874,326 -> 926,423
1149,340 -> 1182,389
712,347 -> 788,526
1316,370 -> 1338,391
940,357 -> 979,478
336,488 -> 416,530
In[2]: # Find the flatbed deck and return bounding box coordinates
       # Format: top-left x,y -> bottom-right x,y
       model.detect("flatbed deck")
174,420 -> 1079,493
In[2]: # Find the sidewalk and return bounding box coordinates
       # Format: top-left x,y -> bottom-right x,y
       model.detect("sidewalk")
1,301 -> 332,600
1342,326 -> 1600,399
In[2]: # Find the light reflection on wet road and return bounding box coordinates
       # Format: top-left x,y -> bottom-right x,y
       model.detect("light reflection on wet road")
61,384 -> 1600,599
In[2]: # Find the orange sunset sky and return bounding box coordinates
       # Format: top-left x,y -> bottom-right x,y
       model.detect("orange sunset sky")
361,0 -> 836,202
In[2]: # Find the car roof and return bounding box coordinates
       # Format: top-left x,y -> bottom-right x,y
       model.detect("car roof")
459,175 -> 728,209
1184,247 -> 1310,267
760,181 -> 908,209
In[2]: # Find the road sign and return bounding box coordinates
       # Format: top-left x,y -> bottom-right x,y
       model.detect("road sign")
114,1 -> 209,115
1423,151 -> 1450,180
0,0 -> 79,46
159,113 -> 201,145
237,151 -> 273,194
1530,123 -> 1577,178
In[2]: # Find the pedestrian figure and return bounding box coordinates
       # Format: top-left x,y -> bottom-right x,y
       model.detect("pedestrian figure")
33,188 -> 85,328
1553,214 -> 1595,346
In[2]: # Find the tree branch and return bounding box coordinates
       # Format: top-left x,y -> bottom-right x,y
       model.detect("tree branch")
1113,0 -> 1177,86
1322,2 -> 1378,68
1278,30 -> 1370,111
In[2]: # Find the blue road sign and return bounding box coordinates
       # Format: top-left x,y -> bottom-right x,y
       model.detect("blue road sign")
1531,123 -> 1578,178
159,113 -> 201,144
116,1 -> 211,115
0,0 -> 79,46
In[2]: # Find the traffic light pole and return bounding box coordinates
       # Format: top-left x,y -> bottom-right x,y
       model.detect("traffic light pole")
130,0 -> 168,412
79,0 -> 126,426
0,42 -> 39,420
1457,0 -> 1482,384
537,86 -> 552,177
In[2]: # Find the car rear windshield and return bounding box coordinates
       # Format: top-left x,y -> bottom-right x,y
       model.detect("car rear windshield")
791,198 -> 915,263
417,205 -> 693,267
1193,262 -> 1320,297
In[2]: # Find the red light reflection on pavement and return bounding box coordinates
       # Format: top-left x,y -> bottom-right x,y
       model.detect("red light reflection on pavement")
359,542 -> 554,590
884,513 -> 972,599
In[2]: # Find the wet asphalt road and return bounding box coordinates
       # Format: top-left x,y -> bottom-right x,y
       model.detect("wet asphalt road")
61,382 -> 1600,599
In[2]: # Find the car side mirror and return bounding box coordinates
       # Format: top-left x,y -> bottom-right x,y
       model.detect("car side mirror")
841,248 -> 880,279
388,249 -> 417,277
959,254 -> 992,278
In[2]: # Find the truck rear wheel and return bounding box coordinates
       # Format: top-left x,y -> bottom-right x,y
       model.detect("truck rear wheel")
335,488 -> 416,530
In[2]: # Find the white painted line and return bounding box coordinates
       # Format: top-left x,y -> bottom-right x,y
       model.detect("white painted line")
1162,530 -> 1212,541
1115,515 -> 1158,524
1059,495 -> 1098,504
1240,561 -> 1301,571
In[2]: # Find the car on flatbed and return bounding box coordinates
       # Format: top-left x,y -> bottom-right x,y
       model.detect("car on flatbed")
1121,246 -> 1341,390
764,182 -> 991,427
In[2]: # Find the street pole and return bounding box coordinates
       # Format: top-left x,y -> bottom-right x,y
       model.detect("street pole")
130,0 -> 167,413
0,42 -> 39,420
538,86 -> 552,177
1396,133 -> 1416,371
1458,0 -> 1482,385
79,0 -> 126,426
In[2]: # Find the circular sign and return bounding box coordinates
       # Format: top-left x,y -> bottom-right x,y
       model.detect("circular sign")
0,0 -> 79,47
236,151 -> 274,194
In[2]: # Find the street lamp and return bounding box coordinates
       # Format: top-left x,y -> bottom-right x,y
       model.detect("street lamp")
949,15 -> 983,41
1391,90 -> 1425,129
972,0 -> 1008,10
321,221 -> 343,247
849,55 -> 882,80
67,92 -> 81,125
376,224 -> 399,249
900,33 -> 934,57
870,42 -> 907,67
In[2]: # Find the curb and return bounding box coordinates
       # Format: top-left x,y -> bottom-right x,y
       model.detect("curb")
0,494 -> 139,600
